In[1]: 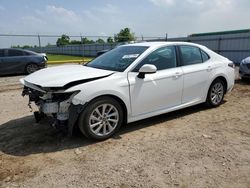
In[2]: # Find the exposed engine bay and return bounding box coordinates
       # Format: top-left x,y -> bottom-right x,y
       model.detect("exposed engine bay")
22,86 -> 79,132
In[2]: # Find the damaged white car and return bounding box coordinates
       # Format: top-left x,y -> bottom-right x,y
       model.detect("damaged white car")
20,42 -> 235,140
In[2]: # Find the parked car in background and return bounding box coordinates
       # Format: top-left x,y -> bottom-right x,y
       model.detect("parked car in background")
96,49 -> 109,57
20,42 -> 235,140
239,57 -> 250,80
0,48 -> 47,75
96,41 -> 136,57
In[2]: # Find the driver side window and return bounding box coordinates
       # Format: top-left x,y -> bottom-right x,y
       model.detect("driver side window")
133,46 -> 177,72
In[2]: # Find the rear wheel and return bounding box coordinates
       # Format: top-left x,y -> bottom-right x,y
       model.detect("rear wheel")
78,97 -> 123,140
26,63 -> 39,74
206,79 -> 225,107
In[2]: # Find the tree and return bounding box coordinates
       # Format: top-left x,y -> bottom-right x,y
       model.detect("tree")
56,34 -> 70,46
22,45 -> 32,49
107,37 -> 114,43
11,45 -> 33,49
81,37 -> 95,44
11,45 -> 21,48
70,40 -> 82,45
96,38 -> 105,44
114,28 -> 135,42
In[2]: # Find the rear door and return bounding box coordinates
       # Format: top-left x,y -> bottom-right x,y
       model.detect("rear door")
0,49 -> 7,74
178,45 -> 211,104
3,49 -> 26,74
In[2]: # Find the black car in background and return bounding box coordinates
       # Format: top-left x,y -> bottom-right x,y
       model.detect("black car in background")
0,48 -> 47,75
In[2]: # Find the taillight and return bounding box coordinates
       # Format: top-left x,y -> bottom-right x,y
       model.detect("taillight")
228,62 -> 235,68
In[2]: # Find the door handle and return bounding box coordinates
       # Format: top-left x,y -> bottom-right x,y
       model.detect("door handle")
207,66 -> 212,72
173,72 -> 182,79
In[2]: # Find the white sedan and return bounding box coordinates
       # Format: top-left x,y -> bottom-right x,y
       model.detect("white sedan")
20,42 -> 235,140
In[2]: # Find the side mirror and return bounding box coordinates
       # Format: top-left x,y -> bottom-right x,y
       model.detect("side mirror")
137,64 -> 157,79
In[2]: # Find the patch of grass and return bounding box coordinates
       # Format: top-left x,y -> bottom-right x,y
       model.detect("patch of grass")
47,54 -> 93,62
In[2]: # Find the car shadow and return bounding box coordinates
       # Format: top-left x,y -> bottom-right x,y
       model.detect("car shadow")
0,73 -> 27,77
235,79 -> 250,85
117,102 -> 225,137
0,103 -> 217,156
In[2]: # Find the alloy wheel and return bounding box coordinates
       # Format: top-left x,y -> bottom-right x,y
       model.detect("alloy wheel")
89,104 -> 119,136
210,82 -> 224,105
26,64 -> 38,74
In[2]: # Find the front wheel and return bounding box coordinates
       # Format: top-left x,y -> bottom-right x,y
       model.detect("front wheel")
206,79 -> 225,107
78,97 -> 123,140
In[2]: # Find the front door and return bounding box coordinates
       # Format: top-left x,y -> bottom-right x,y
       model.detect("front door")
128,46 -> 183,116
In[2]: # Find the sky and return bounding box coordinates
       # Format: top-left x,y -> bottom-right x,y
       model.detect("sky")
0,0 -> 250,47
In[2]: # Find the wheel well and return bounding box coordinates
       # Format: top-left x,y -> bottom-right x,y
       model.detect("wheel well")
212,76 -> 228,92
70,94 -> 128,136
25,63 -> 36,71
89,94 -> 128,124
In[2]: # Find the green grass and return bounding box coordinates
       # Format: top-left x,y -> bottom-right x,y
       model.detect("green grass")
47,54 -> 93,62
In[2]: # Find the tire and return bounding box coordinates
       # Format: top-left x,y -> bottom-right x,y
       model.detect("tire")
25,63 -> 39,74
206,78 -> 226,107
78,97 -> 123,140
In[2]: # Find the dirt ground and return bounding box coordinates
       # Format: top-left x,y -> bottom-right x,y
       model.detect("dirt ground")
0,72 -> 250,188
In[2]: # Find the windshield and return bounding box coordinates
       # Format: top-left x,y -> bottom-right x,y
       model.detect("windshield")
86,46 -> 148,72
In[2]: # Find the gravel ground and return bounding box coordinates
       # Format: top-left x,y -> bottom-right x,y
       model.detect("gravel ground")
0,70 -> 250,188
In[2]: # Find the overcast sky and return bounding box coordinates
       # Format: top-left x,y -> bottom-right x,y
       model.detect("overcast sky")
0,0 -> 250,47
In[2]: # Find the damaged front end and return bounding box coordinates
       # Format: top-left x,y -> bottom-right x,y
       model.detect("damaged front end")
22,84 -> 80,134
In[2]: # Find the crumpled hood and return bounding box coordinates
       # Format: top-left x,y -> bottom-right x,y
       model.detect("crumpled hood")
22,65 -> 114,88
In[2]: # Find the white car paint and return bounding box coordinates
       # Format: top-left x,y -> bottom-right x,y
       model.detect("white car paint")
22,65 -> 114,87
20,42 -> 235,129
127,67 -> 183,116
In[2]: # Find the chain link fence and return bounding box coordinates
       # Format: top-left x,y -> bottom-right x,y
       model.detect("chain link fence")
0,34 -> 167,57
0,31 -> 250,63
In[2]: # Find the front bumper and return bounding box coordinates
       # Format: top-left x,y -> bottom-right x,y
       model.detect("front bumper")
39,61 -> 47,69
22,86 -> 82,135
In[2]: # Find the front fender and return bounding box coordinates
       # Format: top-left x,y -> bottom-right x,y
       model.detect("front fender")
65,73 -> 131,117
72,90 -> 130,112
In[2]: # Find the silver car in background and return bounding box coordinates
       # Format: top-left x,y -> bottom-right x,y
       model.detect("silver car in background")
239,57 -> 250,80
0,48 -> 47,75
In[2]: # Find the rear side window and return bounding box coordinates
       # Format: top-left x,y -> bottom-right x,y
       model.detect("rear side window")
8,49 -> 24,57
0,50 -> 4,57
180,46 -> 203,66
201,50 -> 210,62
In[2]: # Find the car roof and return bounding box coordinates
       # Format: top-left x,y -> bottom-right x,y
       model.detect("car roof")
123,41 -> 204,48
0,48 -> 24,50
0,48 -> 38,54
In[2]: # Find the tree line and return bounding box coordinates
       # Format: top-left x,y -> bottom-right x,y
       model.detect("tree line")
56,27 -> 135,46
11,27 -> 136,49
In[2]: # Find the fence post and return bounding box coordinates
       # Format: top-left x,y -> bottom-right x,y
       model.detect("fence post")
80,35 -> 84,57
218,37 -> 222,54
38,34 -> 41,53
